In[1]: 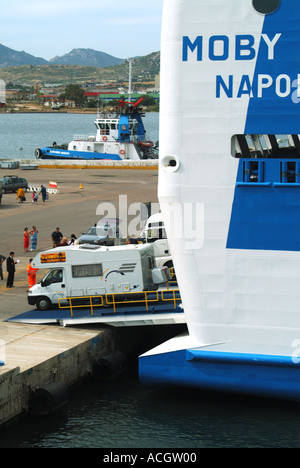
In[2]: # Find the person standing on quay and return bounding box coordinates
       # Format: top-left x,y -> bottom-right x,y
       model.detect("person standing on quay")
6,252 -> 17,288
27,258 -> 39,289
30,225 -> 38,251
0,254 -> 6,280
16,187 -> 25,203
51,227 -> 63,248
40,185 -> 47,202
24,227 -> 30,252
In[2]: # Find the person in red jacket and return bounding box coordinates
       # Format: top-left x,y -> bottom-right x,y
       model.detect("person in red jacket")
27,258 -> 39,289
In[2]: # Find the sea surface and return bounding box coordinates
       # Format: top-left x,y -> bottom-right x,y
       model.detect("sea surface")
0,112 -> 299,449
0,372 -> 299,449
0,111 -> 159,160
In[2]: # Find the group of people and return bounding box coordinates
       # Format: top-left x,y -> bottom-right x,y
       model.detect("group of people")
51,227 -> 77,247
0,227 -> 78,290
0,251 -> 37,289
0,253 -> 39,289
23,226 -> 77,252
24,226 -> 38,252
17,185 -> 47,204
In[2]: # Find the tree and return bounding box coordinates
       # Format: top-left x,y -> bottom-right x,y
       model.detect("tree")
139,94 -> 157,106
59,84 -> 85,107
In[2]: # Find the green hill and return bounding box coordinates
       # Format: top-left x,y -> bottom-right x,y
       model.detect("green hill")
0,51 -> 160,85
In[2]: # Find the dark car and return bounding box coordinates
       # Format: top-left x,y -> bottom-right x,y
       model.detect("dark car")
1,175 -> 28,193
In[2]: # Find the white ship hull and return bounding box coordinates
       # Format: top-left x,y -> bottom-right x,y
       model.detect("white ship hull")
139,0 -> 300,401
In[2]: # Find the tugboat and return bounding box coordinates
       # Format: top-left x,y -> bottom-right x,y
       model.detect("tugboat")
35,98 -> 158,161
35,60 -> 158,161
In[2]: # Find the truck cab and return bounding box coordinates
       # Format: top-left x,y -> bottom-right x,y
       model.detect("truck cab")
36,268 -> 65,310
141,213 -> 174,273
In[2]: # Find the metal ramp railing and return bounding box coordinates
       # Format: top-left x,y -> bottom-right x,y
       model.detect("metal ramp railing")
58,288 -> 181,318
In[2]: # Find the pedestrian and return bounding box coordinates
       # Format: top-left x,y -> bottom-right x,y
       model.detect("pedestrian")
24,227 -> 30,252
6,252 -> 17,288
40,185 -> 47,202
32,191 -> 38,203
16,187 -> 25,203
51,227 -> 63,248
0,254 -> 6,280
58,237 -> 68,246
27,258 -> 39,289
30,225 -> 38,251
68,234 -> 77,245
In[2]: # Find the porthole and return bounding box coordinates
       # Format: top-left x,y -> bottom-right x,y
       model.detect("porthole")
161,155 -> 180,173
252,0 -> 280,14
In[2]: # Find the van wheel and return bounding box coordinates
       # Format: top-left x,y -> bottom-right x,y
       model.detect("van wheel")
36,296 -> 52,311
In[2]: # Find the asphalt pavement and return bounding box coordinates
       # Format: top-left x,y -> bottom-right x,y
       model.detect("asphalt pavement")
0,166 -> 158,321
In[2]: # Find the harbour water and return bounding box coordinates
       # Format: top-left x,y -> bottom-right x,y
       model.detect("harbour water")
0,112 -> 299,448
0,372 -> 299,448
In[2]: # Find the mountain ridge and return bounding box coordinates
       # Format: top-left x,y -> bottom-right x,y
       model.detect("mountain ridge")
0,43 -> 48,67
49,48 -> 125,67
0,44 -> 129,68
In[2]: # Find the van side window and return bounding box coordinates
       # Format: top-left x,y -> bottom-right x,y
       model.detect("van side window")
72,264 -> 103,278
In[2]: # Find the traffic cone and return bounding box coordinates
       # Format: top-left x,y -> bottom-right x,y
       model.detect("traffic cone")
79,183 -> 83,189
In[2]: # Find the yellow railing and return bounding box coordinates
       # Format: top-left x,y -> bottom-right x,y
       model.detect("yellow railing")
58,288 -> 181,318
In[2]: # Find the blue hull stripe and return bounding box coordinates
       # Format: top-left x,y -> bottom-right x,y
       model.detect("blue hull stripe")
40,148 -> 122,161
245,1 -> 300,135
139,349 -> 300,401
227,2 -> 300,251
226,168 -> 300,251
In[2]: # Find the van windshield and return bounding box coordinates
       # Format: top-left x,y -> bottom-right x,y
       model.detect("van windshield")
42,269 -> 63,285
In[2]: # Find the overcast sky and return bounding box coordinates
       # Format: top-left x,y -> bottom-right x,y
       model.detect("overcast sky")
0,0 -> 163,60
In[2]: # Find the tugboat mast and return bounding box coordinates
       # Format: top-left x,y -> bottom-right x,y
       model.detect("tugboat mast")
128,58 -> 132,104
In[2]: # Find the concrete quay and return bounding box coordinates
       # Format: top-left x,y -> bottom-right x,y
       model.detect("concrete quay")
0,164 -> 180,426
1,158 -> 159,170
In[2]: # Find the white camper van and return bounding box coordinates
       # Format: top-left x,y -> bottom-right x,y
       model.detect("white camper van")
142,213 -> 173,271
28,243 -> 170,310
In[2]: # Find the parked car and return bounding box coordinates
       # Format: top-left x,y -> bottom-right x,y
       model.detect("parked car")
0,180 -> 2,204
0,175 -> 28,193
78,218 -> 120,246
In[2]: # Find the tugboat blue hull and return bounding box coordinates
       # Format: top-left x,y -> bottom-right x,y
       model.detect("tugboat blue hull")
36,148 -> 122,161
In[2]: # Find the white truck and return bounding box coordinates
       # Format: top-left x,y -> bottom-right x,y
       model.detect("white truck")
141,213 -> 174,272
28,243 -> 171,310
